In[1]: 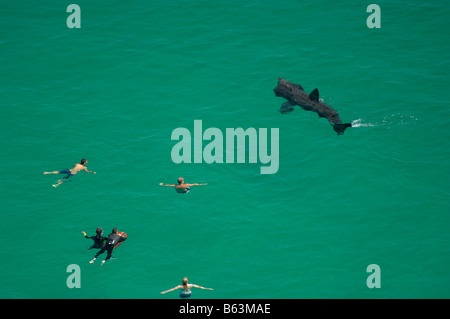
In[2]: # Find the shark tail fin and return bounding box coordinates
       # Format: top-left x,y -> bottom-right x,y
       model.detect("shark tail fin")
333,123 -> 352,135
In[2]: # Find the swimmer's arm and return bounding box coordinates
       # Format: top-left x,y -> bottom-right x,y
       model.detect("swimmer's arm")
83,167 -> 96,174
191,284 -> 214,290
184,183 -> 208,187
159,183 -> 176,187
161,285 -> 182,294
83,234 -> 95,240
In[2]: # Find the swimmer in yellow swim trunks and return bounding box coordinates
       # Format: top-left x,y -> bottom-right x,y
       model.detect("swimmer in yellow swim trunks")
161,277 -> 213,298
159,177 -> 207,193
43,159 -> 96,187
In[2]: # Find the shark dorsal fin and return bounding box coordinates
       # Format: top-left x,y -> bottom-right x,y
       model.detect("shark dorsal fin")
309,88 -> 319,101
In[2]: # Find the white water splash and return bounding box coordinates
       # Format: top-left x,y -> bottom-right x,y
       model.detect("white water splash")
351,119 -> 377,127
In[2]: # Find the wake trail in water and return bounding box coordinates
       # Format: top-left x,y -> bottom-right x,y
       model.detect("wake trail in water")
351,113 -> 418,129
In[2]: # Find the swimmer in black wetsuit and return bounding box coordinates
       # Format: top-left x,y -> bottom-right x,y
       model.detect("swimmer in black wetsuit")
82,228 -> 106,250
89,228 -> 126,266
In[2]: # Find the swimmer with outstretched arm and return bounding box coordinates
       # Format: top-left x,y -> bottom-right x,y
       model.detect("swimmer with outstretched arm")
82,228 -> 106,250
44,158 -> 96,187
161,277 -> 213,298
159,177 -> 207,193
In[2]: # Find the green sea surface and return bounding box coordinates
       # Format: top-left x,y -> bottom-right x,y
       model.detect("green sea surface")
1,0 -> 449,299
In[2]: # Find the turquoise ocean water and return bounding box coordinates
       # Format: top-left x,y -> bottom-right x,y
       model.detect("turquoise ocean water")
1,0 -> 449,299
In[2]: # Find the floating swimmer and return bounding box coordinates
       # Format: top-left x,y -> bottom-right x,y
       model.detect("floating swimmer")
43,158 -> 96,187
161,277 -> 213,298
89,228 -> 127,266
82,228 -> 106,250
159,177 -> 207,193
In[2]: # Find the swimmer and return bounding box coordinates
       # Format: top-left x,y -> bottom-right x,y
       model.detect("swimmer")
161,277 -> 213,298
82,227 -> 106,250
159,177 -> 207,193
43,158 -> 96,187
89,228 -> 126,266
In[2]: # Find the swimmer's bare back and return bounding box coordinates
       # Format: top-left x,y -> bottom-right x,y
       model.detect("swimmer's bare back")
159,181 -> 207,193
70,163 -> 96,175
175,185 -> 190,193
44,160 -> 96,188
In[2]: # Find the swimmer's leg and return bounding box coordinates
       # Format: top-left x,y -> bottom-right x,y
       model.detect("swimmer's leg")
105,248 -> 113,260
101,248 -> 113,266
52,179 -> 64,188
44,170 -> 63,187
52,178 -> 69,188
52,174 -> 71,188
90,247 -> 106,263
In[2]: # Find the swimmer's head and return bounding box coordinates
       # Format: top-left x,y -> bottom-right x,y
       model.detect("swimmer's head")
96,227 -> 103,235
177,177 -> 184,185
182,277 -> 188,285
112,228 -> 118,234
81,159 -> 87,165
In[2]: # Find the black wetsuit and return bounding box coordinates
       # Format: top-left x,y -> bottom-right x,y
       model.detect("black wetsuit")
85,234 -> 107,250
94,232 -> 126,261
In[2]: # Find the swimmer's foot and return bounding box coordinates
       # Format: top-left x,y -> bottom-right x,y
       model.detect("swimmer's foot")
52,180 -> 64,188
101,260 -> 105,267
89,258 -> 96,264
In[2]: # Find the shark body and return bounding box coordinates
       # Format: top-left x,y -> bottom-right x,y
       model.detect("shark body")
273,78 -> 352,135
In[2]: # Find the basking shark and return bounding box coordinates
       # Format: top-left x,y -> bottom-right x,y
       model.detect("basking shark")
273,78 -> 352,135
